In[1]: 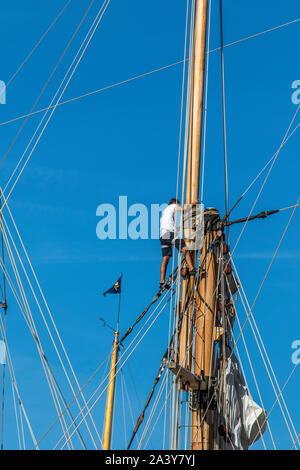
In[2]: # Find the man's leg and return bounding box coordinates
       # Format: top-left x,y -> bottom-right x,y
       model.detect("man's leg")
182,247 -> 194,272
160,256 -> 170,284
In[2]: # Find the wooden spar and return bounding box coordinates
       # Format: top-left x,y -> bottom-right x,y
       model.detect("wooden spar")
179,113 -> 193,369
176,0 -> 219,450
179,0 -> 208,371
103,331 -> 119,450
191,226 -> 217,450
191,0 -> 208,203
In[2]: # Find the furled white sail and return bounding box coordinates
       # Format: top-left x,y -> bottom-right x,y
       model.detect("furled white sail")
219,352 -> 267,450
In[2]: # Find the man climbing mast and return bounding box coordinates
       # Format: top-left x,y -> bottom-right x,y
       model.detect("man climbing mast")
159,198 -> 196,288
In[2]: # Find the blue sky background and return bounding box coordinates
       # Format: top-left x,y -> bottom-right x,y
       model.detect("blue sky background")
0,0 -> 299,450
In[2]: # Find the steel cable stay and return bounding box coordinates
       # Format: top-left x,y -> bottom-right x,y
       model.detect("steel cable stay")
0,204 -> 101,448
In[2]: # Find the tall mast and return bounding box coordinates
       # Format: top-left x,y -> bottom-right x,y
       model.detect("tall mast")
103,330 -> 119,450
190,0 -> 208,203
190,210 -> 218,450
176,0 -> 219,450
179,0 -> 208,370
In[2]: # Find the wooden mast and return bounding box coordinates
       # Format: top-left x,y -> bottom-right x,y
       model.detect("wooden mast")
190,220 -> 217,450
190,0 -> 208,204
179,0 -> 208,370
176,0 -> 218,450
103,330 -> 119,450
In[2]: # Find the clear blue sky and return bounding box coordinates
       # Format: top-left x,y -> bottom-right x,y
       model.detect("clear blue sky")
0,0 -> 299,450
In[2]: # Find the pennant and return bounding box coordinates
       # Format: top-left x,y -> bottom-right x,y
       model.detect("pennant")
103,275 -> 122,296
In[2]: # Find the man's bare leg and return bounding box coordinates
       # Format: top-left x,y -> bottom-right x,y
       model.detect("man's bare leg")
160,256 -> 170,284
183,247 -> 194,272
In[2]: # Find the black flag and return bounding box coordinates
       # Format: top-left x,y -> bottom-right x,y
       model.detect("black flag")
103,276 -> 122,296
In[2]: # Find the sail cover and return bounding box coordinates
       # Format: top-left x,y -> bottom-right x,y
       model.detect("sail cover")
220,351 -> 267,450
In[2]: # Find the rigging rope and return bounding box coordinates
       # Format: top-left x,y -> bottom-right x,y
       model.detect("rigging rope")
0,315 -> 39,448
127,312 -> 183,449
223,102 -> 300,223
225,278 -> 275,448
256,362 -> 299,448
119,268 -> 178,344
0,202 -> 101,447
0,60 -> 188,128
35,283 -> 175,448
231,255 -> 299,447
0,220 -> 78,448
0,0 -> 97,172
200,0 -> 212,203
208,17 -> 300,54
1,15 -> 298,130
3,198 -> 102,447
0,195 -> 7,450
4,0 -> 73,91
219,0 -> 230,234
0,0 -> 112,214
55,289 -> 176,450
230,196 -> 300,358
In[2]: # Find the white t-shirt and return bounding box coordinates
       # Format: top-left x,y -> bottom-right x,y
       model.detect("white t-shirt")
160,204 -> 177,238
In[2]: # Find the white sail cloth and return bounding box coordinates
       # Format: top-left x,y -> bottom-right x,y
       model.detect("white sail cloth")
221,352 -> 267,449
